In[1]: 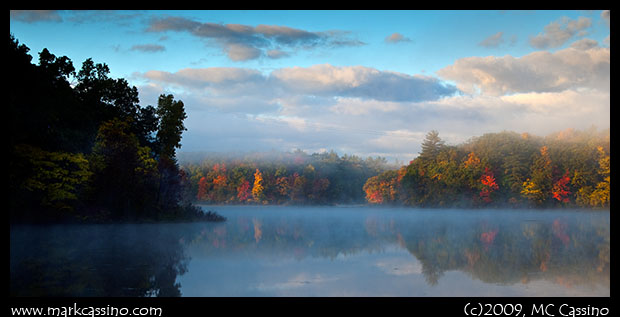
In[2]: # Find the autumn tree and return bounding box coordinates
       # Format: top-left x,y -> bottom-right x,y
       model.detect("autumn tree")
521,146 -> 553,206
551,170 -> 571,203
252,169 -> 265,203
363,170 -> 398,204
363,175 -> 384,204
197,177 -> 209,201
290,173 -> 307,203
589,146 -> 610,207
479,167 -> 499,204
237,179 -> 252,203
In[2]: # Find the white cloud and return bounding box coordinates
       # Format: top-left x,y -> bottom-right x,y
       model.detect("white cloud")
142,63 -> 456,104
272,64 -> 457,102
436,46 -> 609,96
144,67 -> 263,86
424,88 -> 610,137
570,38 -> 599,50
329,97 -> 402,115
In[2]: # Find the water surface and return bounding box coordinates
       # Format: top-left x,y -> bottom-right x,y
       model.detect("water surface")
10,206 -> 609,296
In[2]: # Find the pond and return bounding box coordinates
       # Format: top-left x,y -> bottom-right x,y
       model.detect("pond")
10,206 -> 610,297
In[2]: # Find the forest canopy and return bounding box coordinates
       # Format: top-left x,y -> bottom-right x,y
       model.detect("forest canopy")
363,129 -> 610,209
180,150 -> 393,205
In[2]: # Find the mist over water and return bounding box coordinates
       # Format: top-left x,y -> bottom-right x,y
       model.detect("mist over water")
10,206 -> 609,297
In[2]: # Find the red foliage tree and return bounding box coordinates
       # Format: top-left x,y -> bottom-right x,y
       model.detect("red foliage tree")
236,179 -> 251,203
479,167 -> 499,203
552,170 -> 571,203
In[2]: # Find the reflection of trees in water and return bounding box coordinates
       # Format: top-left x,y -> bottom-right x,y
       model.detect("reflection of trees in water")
395,214 -> 610,288
185,211 -> 609,289
188,215 -> 389,261
10,224 -> 191,297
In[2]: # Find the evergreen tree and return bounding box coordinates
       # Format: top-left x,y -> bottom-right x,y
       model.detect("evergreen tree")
419,130 -> 444,161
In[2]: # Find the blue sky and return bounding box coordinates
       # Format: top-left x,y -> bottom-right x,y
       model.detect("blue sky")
10,10 -> 610,163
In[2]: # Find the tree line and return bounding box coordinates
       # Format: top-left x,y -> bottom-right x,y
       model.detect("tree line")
181,150 -> 392,205
9,35 -> 222,223
364,129 -> 610,208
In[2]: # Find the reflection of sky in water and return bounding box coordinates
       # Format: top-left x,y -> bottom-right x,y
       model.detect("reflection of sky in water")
176,206 -> 610,297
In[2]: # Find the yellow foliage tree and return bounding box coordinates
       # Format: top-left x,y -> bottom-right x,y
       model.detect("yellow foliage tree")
14,144 -> 92,210
589,146 -> 610,207
252,168 -> 265,202
521,179 -> 544,204
521,146 -> 552,205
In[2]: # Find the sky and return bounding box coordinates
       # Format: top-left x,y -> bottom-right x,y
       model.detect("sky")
10,10 -> 610,163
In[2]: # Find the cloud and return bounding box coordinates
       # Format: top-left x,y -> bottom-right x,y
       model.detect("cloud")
529,16 -> 592,49
146,16 -> 365,61
10,10 -> 62,23
329,97 -> 402,116
266,49 -> 290,59
401,88 -> 610,145
479,32 -> 504,48
141,67 -> 270,99
436,46 -> 609,96
385,32 -> 412,44
130,44 -> 166,53
570,38 -> 598,50
271,64 -> 457,102
225,43 -> 262,61
479,32 -> 517,48
142,64 -> 456,103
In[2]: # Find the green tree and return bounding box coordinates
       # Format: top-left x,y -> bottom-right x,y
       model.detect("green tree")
12,144 -> 92,216
155,94 -> 187,161
419,130 -> 445,161
88,118 -> 158,219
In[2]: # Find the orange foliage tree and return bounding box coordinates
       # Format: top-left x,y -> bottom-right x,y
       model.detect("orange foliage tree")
363,170 -> 398,204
